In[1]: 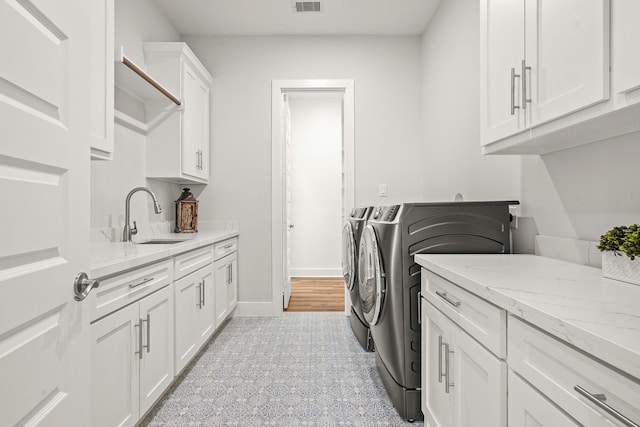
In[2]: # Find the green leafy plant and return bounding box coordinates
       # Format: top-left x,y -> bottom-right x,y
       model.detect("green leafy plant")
597,224 -> 640,260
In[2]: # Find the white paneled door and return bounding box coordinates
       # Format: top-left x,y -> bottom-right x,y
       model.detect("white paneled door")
0,1 -> 91,426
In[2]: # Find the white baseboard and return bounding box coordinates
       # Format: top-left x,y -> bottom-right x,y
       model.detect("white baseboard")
290,268 -> 341,277
235,301 -> 281,316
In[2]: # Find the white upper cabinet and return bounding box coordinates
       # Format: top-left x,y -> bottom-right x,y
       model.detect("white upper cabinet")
90,0 -> 114,160
143,43 -> 213,184
525,0 -> 609,126
613,0 -> 640,104
480,0 -> 526,143
480,0 -> 611,154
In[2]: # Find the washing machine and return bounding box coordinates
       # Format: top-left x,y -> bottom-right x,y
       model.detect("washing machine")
342,206 -> 375,351
358,201 -> 516,421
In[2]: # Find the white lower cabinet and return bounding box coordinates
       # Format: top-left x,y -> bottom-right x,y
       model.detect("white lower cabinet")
509,371 -> 580,427
214,238 -> 238,328
90,285 -> 174,427
421,298 -> 506,427
174,261 -> 214,374
508,316 -> 640,427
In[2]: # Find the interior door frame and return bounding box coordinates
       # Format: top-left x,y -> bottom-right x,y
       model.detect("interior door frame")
271,79 -> 355,315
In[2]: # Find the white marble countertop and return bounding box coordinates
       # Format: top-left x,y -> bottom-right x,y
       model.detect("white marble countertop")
415,254 -> 640,382
91,229 -> 239,279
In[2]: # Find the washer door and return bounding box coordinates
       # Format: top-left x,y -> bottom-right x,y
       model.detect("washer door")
342,222 -> 356,291
358,225 -> 385,325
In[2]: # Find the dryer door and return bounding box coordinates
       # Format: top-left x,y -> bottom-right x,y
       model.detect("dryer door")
342,222 -> 356,291
358,225 -> 385,325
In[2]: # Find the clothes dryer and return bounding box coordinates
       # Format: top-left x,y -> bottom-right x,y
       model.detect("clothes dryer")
342,206 -> 374,351
358,201 -> 516,421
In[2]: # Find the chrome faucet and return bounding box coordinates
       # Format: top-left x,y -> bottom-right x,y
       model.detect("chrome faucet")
123,187 -> 163,242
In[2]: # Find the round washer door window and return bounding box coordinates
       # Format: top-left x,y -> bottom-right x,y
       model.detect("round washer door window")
342,222 -> 356,291
358,225 -> 385,325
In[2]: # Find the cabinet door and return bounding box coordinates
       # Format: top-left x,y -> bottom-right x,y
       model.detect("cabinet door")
227,252 -> 238,313
509,371 -> 580,427
174,272 -> 201,373
450,323 -> 506,427
91,304 -> 139,427
196,78 -> 210,180
214,258 -> 229,328
422,301 -> 452,427
197,265 -> 216,343
139,286 -> 174,415
526,0 -> 609,126
613,0 -> 640,97
480,0 -> 526,144
181,61 -> 199,179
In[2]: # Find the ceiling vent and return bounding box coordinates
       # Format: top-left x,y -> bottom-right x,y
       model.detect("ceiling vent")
293,1 -> 322,13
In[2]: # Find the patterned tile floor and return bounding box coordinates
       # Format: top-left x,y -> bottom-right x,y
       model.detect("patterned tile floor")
141,313 -> 423,426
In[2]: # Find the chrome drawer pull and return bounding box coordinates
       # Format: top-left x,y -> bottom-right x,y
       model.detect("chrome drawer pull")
417,292 -> 421,325
142,314 -> 151,353
436,291 -> 461,308
574,385 -> 639,427
438,335 -> 445,384
128,277 -> 154,289
444,343 -> 454,394
135,320 -> 143,360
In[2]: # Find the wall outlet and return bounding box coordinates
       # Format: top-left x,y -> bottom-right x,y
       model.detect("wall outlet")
379,184 -> 387,197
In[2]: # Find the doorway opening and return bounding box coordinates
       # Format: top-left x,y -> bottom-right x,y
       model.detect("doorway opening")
271,79 -> 355,315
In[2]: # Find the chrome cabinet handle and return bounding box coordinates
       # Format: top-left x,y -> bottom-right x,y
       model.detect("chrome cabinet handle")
438,335 -> 445,384
417,292 -> 421,325
142,314 -> 151,353
436,291 -> 461,308
521,59 -> 531,109
73,272 -> 100,302
196,282 -> 203,308
445,343 -> 454,394
510,67 -> 521,115
135,320 -> 143,360
574,385 -> 639,427
128,277 -> 154,289
202,279 -> 206,307
229,263 -> 233,283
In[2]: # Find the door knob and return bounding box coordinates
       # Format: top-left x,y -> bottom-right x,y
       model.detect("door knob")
74,272 -> 100,301
288,224 -> 295,230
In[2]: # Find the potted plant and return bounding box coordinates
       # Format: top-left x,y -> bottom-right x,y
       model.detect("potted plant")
597,224 -> 640,286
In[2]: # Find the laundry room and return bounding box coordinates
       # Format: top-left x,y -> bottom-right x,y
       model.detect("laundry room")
2,0 -> 640,426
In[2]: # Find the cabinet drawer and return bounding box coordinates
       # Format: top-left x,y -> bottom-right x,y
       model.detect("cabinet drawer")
214,238 -> 237,260
90,260 -> 173,322
508,370 -> 579,427
508,316 -> 640,427
422,269 -> 506,358
174,245 -> 213,279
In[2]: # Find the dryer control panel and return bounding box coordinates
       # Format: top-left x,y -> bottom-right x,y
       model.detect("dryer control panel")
371,205 -> 400,222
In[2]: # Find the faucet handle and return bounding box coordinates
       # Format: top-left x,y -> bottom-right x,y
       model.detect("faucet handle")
131,221 -> 138,236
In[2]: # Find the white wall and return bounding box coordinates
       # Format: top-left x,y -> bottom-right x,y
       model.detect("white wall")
183,35 -> 424,304
420,0 -> 521,205
422,0 -> 640,258
91,0 -> 182,234
289,95 -> 342,277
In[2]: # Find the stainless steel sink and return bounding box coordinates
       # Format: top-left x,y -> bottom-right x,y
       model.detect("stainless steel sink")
135,239 -> 188,245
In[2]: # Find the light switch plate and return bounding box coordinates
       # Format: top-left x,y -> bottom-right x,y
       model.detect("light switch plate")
379,184 -> 387,197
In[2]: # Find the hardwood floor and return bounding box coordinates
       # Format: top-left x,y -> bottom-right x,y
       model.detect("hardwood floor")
285,277 -> 345,312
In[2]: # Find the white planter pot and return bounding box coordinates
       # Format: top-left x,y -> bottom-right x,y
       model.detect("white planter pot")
602,251 -> 640,286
